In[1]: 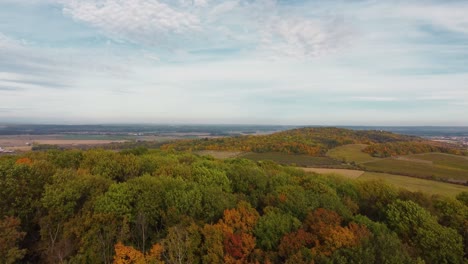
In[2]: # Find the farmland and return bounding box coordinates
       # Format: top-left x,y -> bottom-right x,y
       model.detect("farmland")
361,157 -> 468,184
195,150 -> 244,159
299,167 -> 468,197
407,153 -> 468,170
0,135 -> 128,151
301,168 -> 365,179
358,172 -> 468,197
241,152 -> 344,167
326,144 -> 378,164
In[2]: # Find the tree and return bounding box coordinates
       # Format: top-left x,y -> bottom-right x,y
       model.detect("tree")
0,216 -> 26,264
162,224 -> 201,264
357,180 -> 398,220
40,171 -> 112,263
113,242 -> 145,264
254,208 -> 301,251
225,159 -> 268,207
113,242 -> 164,264
386,200 -> 463,263
219,201 -> 259,234
302,208 -> 370,257
201,224 -> 224,264
352,215 -> 412,264
456,191 -> 468,206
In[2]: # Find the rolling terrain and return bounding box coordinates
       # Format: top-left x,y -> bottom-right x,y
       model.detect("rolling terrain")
188,127 -> 468,197
161,127 -> 419,156
1,126 -> 468,263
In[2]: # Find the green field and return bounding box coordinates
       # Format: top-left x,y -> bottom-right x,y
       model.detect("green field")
358,172 -> 468,197
195,150 -> 244,159
242,152 -> 344,167
302,168 -> 364,179
361,156 -> 468,183
326,144 -> 378,164
407,153 -> 468,170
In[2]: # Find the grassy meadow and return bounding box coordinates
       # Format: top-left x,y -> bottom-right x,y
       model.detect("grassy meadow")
358,172 -> 468,197
326,144 -> 378,164
301,168 -> 364,179
195,150 -> 244,159
241,152 -> 344,167
361,157 -> 468,183
407,153 -> 468,170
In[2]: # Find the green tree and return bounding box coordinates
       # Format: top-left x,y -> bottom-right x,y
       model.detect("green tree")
386,200 -> 463,264
456,191 -> 468,207
254,208 -> 301,251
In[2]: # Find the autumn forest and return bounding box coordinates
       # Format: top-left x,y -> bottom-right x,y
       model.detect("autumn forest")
1,143 -> 467,263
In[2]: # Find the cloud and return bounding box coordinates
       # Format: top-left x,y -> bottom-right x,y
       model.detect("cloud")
260,15 -> 355,59
398,2 -> 468,34
0,33 -> 23,50
56,0 -> 355,59
0,86 -> 22,91
0,72 -> 71,90
0,32 -> 138,94
1,1 -> 468,125
61,0 -> 201,46
349,96 -> 399,102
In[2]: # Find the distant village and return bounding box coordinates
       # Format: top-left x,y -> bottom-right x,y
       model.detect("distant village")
429,136 -> 468,148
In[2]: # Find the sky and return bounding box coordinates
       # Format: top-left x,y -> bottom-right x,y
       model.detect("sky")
0,0 -> 468,125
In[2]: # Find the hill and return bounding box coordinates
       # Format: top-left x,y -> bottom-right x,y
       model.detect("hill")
178,127 -> 468,186
161,127 -> 419,156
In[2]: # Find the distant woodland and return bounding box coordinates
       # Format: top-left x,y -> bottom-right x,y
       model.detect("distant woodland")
161,127 -> 466,157
1,147 -> 467,263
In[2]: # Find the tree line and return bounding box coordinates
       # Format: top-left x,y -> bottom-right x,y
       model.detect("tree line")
362,141 -> 467,157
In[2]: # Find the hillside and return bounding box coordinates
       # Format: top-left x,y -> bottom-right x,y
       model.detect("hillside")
161,127 -> 419,156
174,128 -> 468,186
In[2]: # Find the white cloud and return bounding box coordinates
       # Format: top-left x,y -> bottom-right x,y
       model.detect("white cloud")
349,96 -> 399,102
0,0 -> 55,4
349,1 -> 468,36
399,3 -> 468,34
0,32 -> 139,93
2,1 -> 468,124
193,0 -> 208,7
55,0 -> 356,59
208,1 -> 239,19
62,0 -> 201,45
260,15 -> 354,59
0,33 -> 22,50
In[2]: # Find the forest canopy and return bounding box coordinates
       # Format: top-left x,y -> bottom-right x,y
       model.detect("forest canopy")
0,148 -> 467,263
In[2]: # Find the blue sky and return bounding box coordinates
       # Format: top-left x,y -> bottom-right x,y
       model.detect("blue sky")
0,0 -> 467,125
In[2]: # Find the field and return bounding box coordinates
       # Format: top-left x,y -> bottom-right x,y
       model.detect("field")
0,134 -> 181,152
60,134 -> 132,140
326,144 -> 468,184
326,144 -> 378,164
302,168 -> 364,179
0,135 -> 128,151
358,172 -> 468,197
241,152 -> 344,167
361,156 -> 468,183
195,150 -> 244,159
407,153 -> 468,170
310,145 -> 468,196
